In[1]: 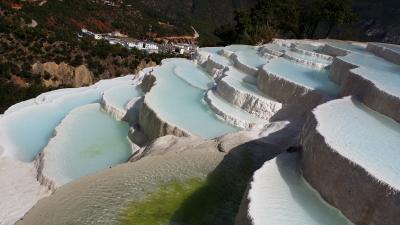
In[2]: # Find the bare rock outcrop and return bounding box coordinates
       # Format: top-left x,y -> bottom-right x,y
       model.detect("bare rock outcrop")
32,62 -> 94,87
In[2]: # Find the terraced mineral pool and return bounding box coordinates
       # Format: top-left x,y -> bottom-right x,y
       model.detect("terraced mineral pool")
35,87 -> 88,104
41,103 -> 132,186
314,97 -> 400,189
233,48 -> 270,68
248,153 -> 353,225
206,90 -> 265,125
3,99 -> 36,115
296,43 -> 320,52
224,44 -> 255,52
221,75 -> 276,101
146,58 -> 238,138
174,60 -> 214,90
103,84 -> 143,111
209,53 -> 232,67
262,58 -> 339,96
224,67 -> 257,83
262,43 -> 285,52
199,47 -> 224,54
327,42 -> 367,54
284,50 -> 332,65
377,43 -> 400,52
0,78 -> 130,162
339,53 -> 400,95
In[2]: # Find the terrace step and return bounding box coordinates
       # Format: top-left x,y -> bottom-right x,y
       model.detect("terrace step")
140,58 -> 238,140
330,48 -> 400,123
215,74 -> 281,120
301,97 -> 400,225
236,152 -> 353,225
204,90 -> 266,129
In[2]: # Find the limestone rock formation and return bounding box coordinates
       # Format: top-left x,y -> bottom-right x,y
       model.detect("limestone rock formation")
32,62 -> 94,87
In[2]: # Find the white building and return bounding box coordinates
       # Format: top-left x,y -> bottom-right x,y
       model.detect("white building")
94,34 -> 103,40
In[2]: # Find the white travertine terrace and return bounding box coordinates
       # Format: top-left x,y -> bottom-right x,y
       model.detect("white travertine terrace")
215,75 -> 281,120
236,153 -> 353,225
367,42 -> 400,65
1,38 -> 400,225
301,97 -> 400,225
329,44 -> 400,123
204,90 -> 267,129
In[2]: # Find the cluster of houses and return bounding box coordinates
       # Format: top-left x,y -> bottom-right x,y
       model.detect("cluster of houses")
80,28 -> 198,55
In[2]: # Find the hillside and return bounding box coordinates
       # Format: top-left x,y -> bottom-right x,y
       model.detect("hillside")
3,0 -> 399,46
14,0 -> 257,46
0,3 -> 185,113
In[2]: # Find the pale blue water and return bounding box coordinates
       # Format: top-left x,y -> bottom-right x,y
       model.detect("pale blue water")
43,104 -> 132,186
316,97 -> 400,189
200,47 -> 224,54
263,58 -> 339,96
225,45 -> 254,52
35,87 -> 88,104
146,58 -> 238,138
174,60 -> 214,90
209,53 -> 232,66
234,49 -> 269,68
224,67 -> 257,84
0,79 -> 129,162
3,99 -> 36,115
104,85 -> 143,110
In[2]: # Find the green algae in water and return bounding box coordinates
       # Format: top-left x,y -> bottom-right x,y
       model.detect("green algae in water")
118,150 -> 258,225
118,178 -> 206,225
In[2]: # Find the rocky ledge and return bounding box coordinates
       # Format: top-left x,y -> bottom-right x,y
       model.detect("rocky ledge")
300,97 -> 400,225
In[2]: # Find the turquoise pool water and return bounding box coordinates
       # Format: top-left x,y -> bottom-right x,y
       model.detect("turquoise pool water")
234,49 -> 269,68
262,58 -> 339,96
146,58 -> 238,138
0,78 -> 129,162
42,104 -> 132,186
224,45 -> 254,52
174,60 -> 214,90
199,47 -> 224,54
103,85 -> 143,110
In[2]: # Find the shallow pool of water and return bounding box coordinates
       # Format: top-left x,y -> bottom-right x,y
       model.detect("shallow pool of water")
103,85 -> 143,110
262,58 -> 339,96
0,78 -> 130,162
42,103 -> 132,186
146,58 -> 238,138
